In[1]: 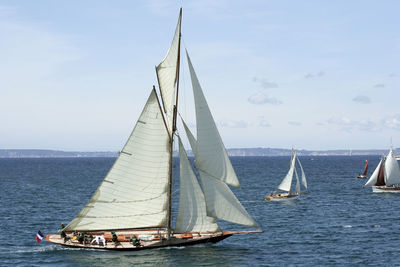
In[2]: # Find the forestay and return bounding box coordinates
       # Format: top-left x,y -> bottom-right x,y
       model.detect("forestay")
156,11 -> 182,132
278,152 -> 296,192
186,51 -> 240,187
384,149 -> 400,185
199,170 -> 257,227
64,89 -> 170,231
175,137 -> 220,233
364,159 -> 382,187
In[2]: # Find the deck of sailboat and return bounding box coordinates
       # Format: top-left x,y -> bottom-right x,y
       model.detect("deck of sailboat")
46,230 -> 263,251
372,185 -> 400,193
265,192 -> 300,201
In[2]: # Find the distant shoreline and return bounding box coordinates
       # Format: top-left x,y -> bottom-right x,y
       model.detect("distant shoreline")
0,148 -> 396,158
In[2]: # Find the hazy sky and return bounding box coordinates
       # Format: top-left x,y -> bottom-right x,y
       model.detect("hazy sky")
1,0 -> 399,151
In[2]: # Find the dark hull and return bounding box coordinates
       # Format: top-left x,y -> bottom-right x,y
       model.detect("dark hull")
46,231 -> 262,251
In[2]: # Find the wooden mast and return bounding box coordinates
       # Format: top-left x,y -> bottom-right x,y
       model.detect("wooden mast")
167,7 -> 182,239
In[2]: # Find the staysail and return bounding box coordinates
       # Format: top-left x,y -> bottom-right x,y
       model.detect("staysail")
186,51 -> 240,187
156,9 -> 182,132
278,152 -> 296,192
199,170 -> 258,227
384,148 -> 400,185
294,167 -> 300,194
296,156 -> 307,190
364,159 -> 383,187
64,89 -> 170,231
175,137 -> 220,233
181,117 -> 198,156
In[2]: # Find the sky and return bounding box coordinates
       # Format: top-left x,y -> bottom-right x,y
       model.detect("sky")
1,0 -> 399,151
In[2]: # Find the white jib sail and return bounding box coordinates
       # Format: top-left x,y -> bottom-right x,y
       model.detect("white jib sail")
278,152 -> 296,192
64,89 -> 170,231
175,137 -> 220,233
384,148 -> 400,185
294,167 -> 300,195
181,117 -> 198,156
156,10 -> 181,132
296,156 -> 307,190
199,170 -> 258,227
186,51 -> 240,187
364,159 -> 382,187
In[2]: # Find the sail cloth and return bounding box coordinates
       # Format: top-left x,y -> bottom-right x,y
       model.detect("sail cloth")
156,10 -> 182,132
64,89 -> 171,231
181,117 -> 198,156
199,170 -> 258,227
186,51 -> 240,187
294,167 -> 300,194
364,159 -> 383,187
278,152 -> 296,192
384,149 -> 400,185
297,157 -> 307,190
175,137 -> 220,233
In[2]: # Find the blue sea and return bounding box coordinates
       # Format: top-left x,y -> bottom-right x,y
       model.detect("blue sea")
1,155 -> 399,266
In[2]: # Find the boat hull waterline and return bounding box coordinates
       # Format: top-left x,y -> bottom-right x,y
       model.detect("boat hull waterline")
265,193 -> 299,201
46,230 -> 262,251
372,186 -> 400,193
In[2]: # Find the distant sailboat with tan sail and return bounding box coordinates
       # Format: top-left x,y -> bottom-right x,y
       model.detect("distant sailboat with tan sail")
265,149 -> 308,201
364,147 -> 400,193
46,8 -> 261,250
357,159 -> 368,179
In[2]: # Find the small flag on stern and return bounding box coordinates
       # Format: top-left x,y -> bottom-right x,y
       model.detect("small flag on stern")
36,231 -> 44,243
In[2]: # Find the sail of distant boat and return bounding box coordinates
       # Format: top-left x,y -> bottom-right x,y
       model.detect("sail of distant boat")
357,159 -> 368,178
266,149 -> 308,201
46,8 -> 261,250
364,147 -> 400,193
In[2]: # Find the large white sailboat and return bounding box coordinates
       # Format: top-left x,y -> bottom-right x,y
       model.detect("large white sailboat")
364,147 -> 400,193
46,9 -> 262,250
265,149 -> 307,201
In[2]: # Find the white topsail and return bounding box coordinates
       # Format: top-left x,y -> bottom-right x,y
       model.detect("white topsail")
156,11 -> 182,132
384,148 -> 400,185
278,152 -> 296,192
199,170 -> 258,227
64,89 -> 170,231
364,159 -> 382,187
297,156 -> 307,190
186,51 -> 240,187
175,137 -> 220,233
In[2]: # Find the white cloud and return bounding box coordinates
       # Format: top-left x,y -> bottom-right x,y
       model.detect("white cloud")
374,83 -> 385,88
259,120 -> 271,127
352,95 -> 371,104
219,120 -> 248,128
383,114 -> 400,130
248,91 -> 282,105
288,121 -> 302,126
305,71 -> 325,79
327,117 -> 379,132
253,77 -> 278,89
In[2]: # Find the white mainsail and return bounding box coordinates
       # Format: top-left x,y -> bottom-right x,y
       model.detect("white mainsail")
364,159 -> 383,187
278,152 -> 296,192
64,89 -> 170,231
186,51 -> 240,187
297,157 -> 307,190
175,137 -> 220,233
384,148 -> 400,185
181,117 -> 198,156
156,10 -> 182,132
199,170 -> 258,227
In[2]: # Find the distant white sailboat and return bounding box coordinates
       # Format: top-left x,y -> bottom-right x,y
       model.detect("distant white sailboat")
265,149 -> 308,201
364,147 -> 400,193
46,8 -> 261,251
